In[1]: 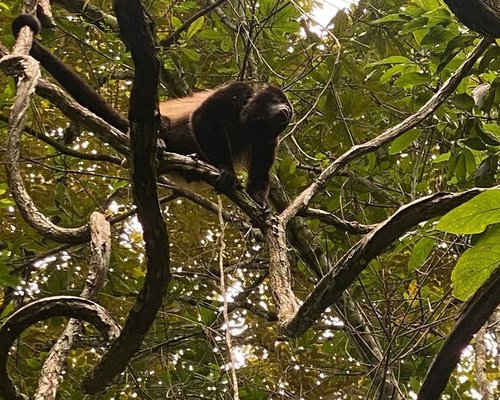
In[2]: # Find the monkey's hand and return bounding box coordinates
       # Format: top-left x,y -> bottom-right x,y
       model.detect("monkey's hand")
156,138 -> 167,153
215,169 -> 243,194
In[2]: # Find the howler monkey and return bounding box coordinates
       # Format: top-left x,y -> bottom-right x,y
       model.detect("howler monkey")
12,15 -> 293,207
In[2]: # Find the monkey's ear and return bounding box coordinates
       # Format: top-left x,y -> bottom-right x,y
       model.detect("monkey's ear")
12,14 -> 41,38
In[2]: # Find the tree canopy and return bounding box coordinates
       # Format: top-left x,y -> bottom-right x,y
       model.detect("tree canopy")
0,0 -> 499,399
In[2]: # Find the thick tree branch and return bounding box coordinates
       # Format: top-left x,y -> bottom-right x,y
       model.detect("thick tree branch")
283,188 -> 484,337
81,0 -> 170,393
473,326 -> 494,400
0,296 -> 120,400
34,213 -> 111,400
417,265 -> 500,400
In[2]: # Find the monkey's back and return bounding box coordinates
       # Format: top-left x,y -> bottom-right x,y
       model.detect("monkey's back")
159,91 -> 214,155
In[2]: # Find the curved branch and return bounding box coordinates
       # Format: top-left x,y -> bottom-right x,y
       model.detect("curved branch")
34,213 -> 111,399
283,188 -> 484,337
417,265 -> 500,400
4,95 -> 90,243
0,15 -> 90,244
0,296 -> 120,400
281,37 -> 492,223
81,0 -> 170,393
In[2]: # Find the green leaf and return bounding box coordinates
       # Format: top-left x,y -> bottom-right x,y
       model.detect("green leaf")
451,224 -> 500,300
400,17 -> 429,35
394,71 -> 430,88
483,123 -> 500,138
371,14 -> 408,24
436,189 -> 500,234
421,25 -> 456,46
0,198 -> 14,208
180,47 -> 200,61
451,93 -> 474,111
389,129 -> 422,154
198,304 -> 216,325
220,36 -> 233,52
454,148 -> 475,181
408,237 -> 435,270
379,65 -> 406,84
0,264 -> 19,287
432,152 -> 450,163
171,16 -> 182,29
198,29 -> 225,40
367,56 -> 411,67
185,16 -> 204,40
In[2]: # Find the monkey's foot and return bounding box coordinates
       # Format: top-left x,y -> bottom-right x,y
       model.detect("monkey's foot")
247,190 -> 269,209
215,169 -> 242,194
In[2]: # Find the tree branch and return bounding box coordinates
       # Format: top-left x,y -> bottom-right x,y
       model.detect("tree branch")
160,0 -> 227,48
34,213 -> 111,399
417,265 -> 500,400
0,296 -> 120,400
284,188 -> 484,337
81,0 -> 170,393
267,36 -> 492,328
0,9 -> 92,244
281,37 -> 492,224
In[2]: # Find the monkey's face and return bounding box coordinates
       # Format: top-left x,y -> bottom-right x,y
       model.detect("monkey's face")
241,85 -> 293,138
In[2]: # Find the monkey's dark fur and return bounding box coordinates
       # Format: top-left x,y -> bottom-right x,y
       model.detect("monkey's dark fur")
12,14 -> 293,207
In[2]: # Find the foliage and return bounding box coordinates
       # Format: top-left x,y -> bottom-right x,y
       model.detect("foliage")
0,0 -> 499,399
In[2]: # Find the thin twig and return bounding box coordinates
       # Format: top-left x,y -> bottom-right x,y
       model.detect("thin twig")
217,196 -> 239,399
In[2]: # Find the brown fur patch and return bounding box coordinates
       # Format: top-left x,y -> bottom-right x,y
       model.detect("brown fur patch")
159,91 -> 214,120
